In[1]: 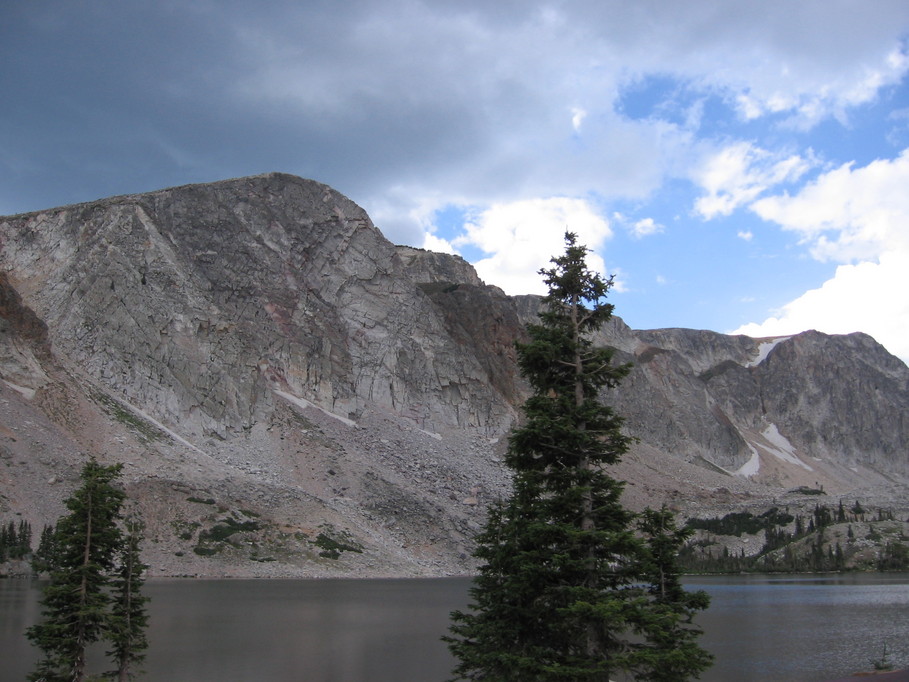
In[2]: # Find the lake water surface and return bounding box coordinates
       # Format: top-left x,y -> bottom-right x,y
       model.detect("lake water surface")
3,573 -> 908,681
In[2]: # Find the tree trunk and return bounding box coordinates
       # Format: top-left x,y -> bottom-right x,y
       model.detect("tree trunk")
73,487 -> 95,682
117,544 -> 135,682
571,295 -> 601,667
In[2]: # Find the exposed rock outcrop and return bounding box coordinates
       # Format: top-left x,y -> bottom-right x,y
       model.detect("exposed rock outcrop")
1,173 -> 907,577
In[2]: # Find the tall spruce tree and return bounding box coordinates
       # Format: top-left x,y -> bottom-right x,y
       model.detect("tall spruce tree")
107,514 -> 149,682
629,507 -> 713,681
0,520 -> 12,561
31,522 -> 60,575
447,233 -> 710,681
27,459 -> 127,682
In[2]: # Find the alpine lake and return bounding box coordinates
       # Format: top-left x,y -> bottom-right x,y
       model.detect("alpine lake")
3,572 -> 908,681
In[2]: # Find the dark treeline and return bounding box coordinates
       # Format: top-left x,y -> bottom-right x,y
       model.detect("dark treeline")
680,502 -> 909,574
0,518 -> 33,562
0,517 -> 59,571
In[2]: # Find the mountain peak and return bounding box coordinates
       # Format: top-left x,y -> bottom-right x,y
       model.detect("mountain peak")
1,176 -> 907,577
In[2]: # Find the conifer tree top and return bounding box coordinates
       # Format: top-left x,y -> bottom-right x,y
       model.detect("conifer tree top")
538,231 -> 616,332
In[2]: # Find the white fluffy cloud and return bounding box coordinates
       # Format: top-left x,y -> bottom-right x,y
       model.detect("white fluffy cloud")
734,46 -> 909,128
735,149 -> 909,362
693,142 -> 813,219
751,149 -> 909,262
214,2 -> 908,246
611,212 -> 664,239
734,253 -> 909,361
422,232 -> 456,254
451,198 -> 613,295
630,217 -> 664,238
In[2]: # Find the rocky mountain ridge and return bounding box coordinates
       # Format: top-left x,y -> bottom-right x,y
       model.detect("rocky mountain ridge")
1,173 -> 907,577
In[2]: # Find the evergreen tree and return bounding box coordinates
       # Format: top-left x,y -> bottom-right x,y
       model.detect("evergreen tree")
16,519 -> 33,558
32,523 -> 60,575
27,459 -> 127,682
629,507 -> 713,681
0,519 -> 30,560
836,501 -> 847,523
447,233 -> 710,681
107,515 -> 149,682
0,520 -> 10,562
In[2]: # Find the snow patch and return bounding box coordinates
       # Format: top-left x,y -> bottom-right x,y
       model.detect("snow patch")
274,390 -> 357,427
2,380 -> 36,400
734,444 -> 760,477
745,336 -> 791,367
761,423 -> 812,471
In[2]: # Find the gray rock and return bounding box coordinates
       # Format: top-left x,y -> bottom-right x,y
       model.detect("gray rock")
2,173 -> 908,578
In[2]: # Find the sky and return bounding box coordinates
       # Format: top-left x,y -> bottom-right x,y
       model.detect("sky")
3,1 -> 909,363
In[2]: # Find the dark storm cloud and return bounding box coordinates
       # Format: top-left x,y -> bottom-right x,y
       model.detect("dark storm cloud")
4,1 -> 909,359
2,0 -> 908,243
1,0 -> 511,221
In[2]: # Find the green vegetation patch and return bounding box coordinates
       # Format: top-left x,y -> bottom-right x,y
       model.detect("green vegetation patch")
788,486 -> 826,496
192,545 -> 221,557
682,502 -> 909,574
93,391 -> 170,444
313,528 -> 363,560
686,508 -> 794,537
190,509 -> 265,557
418,282 -> 460,296
171,519 -> 201,541
878,542 -> 909,571
198,517 -> 261,543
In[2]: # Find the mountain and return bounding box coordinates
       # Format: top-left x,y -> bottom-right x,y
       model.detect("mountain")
2,173 -> 907,577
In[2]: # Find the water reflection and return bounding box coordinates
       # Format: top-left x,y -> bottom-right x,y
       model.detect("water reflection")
3,577 -> 472,682
690,573 -> 909,681
3,573 -> 908,681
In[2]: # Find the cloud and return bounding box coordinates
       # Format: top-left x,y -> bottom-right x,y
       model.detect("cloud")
604,3 -> 909,129
422,232 -> 456,254
733,253 -> 909,362
692,142 -> 813,219
751,149 -> 909,262
737,149 -> 909,363
452,198 -> 613,295
4,1 -> 908,236
733,48 -> 909,129
612,212 -> 664,238
630,217 -> 664,238
200,1 -> 908,245
4,0 -> 909,362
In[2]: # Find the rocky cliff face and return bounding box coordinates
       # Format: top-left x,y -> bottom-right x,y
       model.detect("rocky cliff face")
620,328 -> 909,486
1,175 -> 516,437
1,173 -> 907,578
